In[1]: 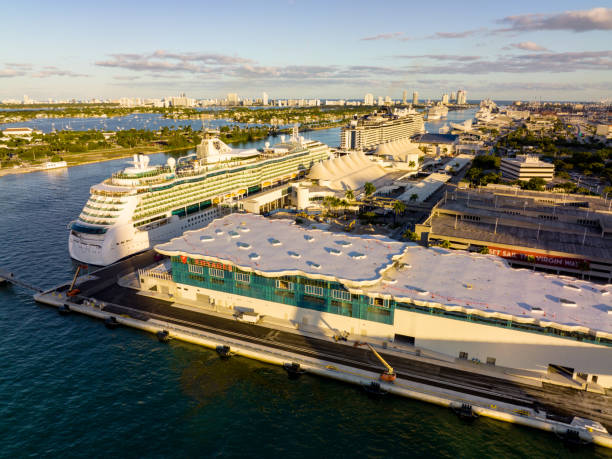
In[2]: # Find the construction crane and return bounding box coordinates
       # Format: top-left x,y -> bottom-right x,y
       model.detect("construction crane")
366,343 -> 396,382
67,264 -> 88,297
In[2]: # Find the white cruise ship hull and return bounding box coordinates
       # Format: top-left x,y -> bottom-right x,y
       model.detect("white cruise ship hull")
69,207 -> 221,265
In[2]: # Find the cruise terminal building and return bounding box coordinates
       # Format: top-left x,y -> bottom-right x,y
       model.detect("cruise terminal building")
147,214 -> 612,388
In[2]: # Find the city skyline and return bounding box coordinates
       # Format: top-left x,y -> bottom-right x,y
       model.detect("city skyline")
1,1 -> 611,101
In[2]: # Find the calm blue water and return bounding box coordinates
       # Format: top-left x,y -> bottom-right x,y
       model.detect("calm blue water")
0,113 -> 264,134
2,108 -> 477,142
0,129 -> 608,458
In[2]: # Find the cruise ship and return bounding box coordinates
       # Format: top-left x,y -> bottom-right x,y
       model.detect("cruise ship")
68,131 -> 331,265
426,103 -> 449,120
340,108 -> 425,151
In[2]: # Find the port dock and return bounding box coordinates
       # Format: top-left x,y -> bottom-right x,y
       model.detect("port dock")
28,251 -> 612,449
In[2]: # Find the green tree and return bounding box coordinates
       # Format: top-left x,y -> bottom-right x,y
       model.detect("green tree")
364,182 -> 376,197
345,189 -> 354,201
403,230 -> 420,242
392,200 -> 405,223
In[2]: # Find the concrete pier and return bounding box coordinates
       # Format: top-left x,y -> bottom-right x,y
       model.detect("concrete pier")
32,251 -> 612,450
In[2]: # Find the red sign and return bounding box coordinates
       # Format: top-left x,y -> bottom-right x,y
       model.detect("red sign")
178,255 -> 232,271
488,246 -> 588,270
192,259 -> 232,271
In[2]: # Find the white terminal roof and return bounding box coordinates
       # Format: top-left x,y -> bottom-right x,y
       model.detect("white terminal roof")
307,151 -> 387,191
155,213 -> 405,285
365,245 -> 612,337
155,213 -> 612,337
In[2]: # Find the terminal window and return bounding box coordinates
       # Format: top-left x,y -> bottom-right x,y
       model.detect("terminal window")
276,279 -> 294,291
188,265 -> 205,275
209,267 -> 225,279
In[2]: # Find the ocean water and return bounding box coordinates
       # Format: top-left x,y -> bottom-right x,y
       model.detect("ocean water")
0,127 -> 608,458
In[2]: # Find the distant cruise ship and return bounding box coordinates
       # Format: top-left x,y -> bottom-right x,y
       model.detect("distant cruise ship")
340,108 -> 425,151
69,131 -> 330,265
426,103 -> 449,120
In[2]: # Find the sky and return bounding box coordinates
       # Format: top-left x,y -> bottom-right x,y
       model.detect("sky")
1,0 -> 611,101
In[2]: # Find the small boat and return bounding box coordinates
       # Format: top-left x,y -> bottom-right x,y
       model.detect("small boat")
283,362 -> 306,379
452,403 -> 478,421
58,303 -> 71,315
363,381 -> 387,396
216,345 -> 233,359
104,316 -> 119,329
156,330 -> 171,342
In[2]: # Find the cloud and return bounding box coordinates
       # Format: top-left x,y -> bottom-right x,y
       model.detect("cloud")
397,54 -> 481,61
0,68 -> 26,78
400,51 -> 612,74
5,63 -> 33,70
96,50 -> 253,74
497,7 -> 612,33
31,66 -> 89,78
361,28 -> 484,41
427,29 -> 485,39
361,32 -> 405,41
95,50 -> 411,85
505,41 -> 549,52
113,75 -> 141,81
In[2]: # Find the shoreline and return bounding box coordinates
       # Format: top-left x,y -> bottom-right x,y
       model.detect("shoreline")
0,145 -> 197,178
0,127 -> 339,179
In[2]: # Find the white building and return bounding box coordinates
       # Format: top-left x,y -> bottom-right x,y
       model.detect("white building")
457,90 -> 467,105
441,93 -> 449,105
374,138 -> 421,171
150,213 -> 612,388
412,91 -> 419,105
500,155 -> 555,181
364,93 -> 374,105
262,92 -> 269,106
2,127 -> 35,137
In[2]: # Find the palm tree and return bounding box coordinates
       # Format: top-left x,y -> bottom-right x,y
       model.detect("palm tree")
345,189 -> 354,201
364,182 -> 376,197
392,200 -> 405,223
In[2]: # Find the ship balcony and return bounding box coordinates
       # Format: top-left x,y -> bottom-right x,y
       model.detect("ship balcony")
84,204 -> 122,212
80,210 -> 119,220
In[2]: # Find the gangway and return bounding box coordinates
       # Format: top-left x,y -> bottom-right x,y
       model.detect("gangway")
0,268 -> 43,293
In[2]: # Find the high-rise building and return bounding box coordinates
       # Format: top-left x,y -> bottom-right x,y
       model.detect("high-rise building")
457,90 -> 467,105
262,92 -> 268,106
377,96 -> 383,105
442,93 -> 449,105
402,90 -> 407,105
227,93 -> 239,105
451,91 -> 457,102
364,93 -> 374,105
384,95 -> 392,105
412,91 -> 419,105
